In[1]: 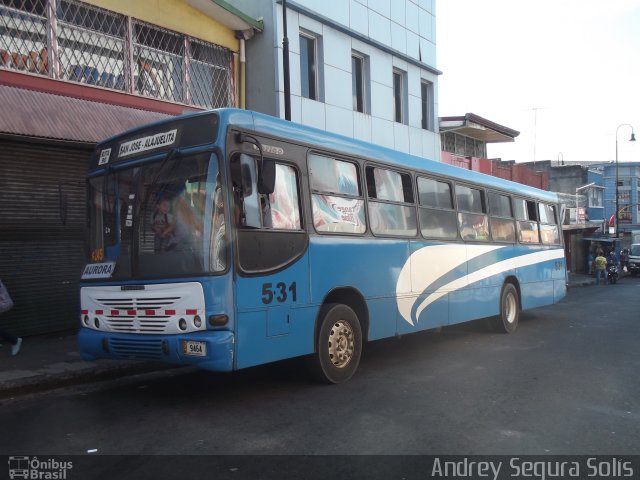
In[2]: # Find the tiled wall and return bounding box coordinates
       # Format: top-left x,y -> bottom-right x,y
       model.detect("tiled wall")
274,0 -> 440,161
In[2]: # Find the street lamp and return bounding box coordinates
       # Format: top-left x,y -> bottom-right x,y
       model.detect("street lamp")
615,124 -> 636,238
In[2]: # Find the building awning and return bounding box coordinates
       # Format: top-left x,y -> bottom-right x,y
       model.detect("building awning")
582,237 -> 618,243
0,85 -> 171,144
439,113 -> 520,143
186,0 -> 263,38
562,224 -> 600,232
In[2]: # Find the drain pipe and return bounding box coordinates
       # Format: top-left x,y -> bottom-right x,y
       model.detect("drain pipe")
282,0 -> 291,120
235,31 -> 247,109
239,36 -> 246,109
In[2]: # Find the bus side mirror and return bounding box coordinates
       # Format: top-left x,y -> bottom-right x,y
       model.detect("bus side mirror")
258,157 -> 276,195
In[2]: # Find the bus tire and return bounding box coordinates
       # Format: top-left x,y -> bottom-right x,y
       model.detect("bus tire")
492,283 -> 519,334
309,303 -> 362,384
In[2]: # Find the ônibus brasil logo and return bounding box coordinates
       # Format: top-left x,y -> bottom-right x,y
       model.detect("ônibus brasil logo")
8,456 -> 73,479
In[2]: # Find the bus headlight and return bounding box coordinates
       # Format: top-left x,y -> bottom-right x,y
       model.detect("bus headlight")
83,315 -> 89,326
178,318 -> 187,331
94,318 -> 100,329
193,315 -> 202,328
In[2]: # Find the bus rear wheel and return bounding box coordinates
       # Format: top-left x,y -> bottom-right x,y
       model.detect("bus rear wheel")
492,283 -> 520,334
309,303 -> 362,384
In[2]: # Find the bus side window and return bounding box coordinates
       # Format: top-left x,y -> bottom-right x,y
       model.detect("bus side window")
488,192 -> 516,242
539,203 -> 559,244
456,185 -> 488,241
366,166 -> 416,237
514,198 -> 540,243
417,176 -> 457,240
309,153 -> 366,234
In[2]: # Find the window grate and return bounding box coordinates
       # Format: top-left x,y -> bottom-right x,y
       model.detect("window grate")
188,37 -> 231,109
0,1 -> 48,74
57,0 -> 127,89
133,20 -> 184,102
1,0 -> 235,108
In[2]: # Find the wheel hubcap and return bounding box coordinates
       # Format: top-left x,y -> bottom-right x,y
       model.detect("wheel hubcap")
328,320 -> 354,368
505,292 -> 517,323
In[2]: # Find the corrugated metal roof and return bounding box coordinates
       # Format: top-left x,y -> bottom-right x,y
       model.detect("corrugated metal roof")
0,85 -> 172,143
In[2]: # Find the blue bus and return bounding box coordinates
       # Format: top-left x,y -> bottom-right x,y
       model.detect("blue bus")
78,108 -> 567,383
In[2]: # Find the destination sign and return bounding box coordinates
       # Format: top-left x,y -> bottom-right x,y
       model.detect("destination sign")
118,129 -> 178,158
81,262 -> 116,280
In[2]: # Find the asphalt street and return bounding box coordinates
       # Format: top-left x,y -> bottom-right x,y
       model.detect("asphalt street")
1,278 -> 639,459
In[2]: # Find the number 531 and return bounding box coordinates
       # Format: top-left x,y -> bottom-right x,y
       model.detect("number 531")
261,282 -> 297,304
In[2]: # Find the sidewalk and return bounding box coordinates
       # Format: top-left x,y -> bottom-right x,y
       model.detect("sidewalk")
567,272 -> 596,288
0,333 -> 178,398
0,273 -> 597,398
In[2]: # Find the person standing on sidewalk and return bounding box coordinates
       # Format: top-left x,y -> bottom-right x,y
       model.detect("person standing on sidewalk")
594,253 -> 608,286
0,278 -> 22,356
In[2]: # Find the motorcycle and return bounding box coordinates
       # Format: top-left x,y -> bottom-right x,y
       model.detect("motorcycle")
607,264 -> 619,284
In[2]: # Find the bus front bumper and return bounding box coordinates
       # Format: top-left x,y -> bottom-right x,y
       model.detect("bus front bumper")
77,328 -> 234,372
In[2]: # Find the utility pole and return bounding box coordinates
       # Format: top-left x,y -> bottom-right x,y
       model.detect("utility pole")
282,0 -> 291,121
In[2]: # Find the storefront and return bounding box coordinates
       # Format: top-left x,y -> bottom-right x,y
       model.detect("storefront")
0,86 -> 170,335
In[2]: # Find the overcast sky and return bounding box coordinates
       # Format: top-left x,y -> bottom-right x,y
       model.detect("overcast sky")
436,0 -> 640,164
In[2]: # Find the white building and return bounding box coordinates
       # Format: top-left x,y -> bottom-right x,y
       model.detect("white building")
227,0 -> 441,161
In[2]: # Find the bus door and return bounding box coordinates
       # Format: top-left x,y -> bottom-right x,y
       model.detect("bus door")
231,152 -> 311,369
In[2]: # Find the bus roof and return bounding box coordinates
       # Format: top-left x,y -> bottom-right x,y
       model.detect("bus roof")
220,109 -> 558,204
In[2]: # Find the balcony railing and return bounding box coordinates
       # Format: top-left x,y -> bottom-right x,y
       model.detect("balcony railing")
0,0 -> 234,109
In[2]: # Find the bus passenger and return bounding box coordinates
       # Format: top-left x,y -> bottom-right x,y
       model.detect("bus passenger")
151,198 -> 176,252
261,195 -> 272,228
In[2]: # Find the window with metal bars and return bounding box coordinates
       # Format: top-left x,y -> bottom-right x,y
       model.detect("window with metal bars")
0,0 -> 234,109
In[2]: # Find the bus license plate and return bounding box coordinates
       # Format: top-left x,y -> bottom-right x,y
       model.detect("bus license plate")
182,340 -> 207,357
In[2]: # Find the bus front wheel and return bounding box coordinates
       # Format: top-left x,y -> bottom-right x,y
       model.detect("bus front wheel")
309,303 -> 362,384
492,283 -> 520,334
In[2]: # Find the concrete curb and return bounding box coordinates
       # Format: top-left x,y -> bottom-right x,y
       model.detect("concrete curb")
567,280 -> 595,288
0,361 -> 181,399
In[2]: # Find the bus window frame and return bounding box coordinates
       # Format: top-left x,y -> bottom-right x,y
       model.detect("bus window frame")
229,143 -> 309,276
308,151 -> 368,237
364,162 -> 418,239
416,174 -> 459,241
454,182 -> 490,242
538,202 -> 561,245
487,190 -> 517,244
514,196 -> 541,244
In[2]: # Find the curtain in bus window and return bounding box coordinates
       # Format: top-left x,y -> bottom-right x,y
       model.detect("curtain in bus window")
540,224 -> 559,244
538,203 -> 556,224
312,195 -> 365,233
309,154 -> 359,195
373,168 -> 404,202
267,164 -> 301,230
458,213 -> 489,241
490,217 -> 516,242
513,198 -> 527,220
517,221 -> 540,243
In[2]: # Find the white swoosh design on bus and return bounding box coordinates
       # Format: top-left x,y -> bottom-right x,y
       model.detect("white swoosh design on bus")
396,246 -> 564,326
396,244 -> 502,326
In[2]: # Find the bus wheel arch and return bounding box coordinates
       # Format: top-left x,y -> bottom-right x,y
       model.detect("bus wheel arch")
491,277 -> 521,334
309,288 -> 368,384
317,287 -> 369,342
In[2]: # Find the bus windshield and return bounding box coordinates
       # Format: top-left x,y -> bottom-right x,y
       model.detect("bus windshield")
87,152 -> 225,279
